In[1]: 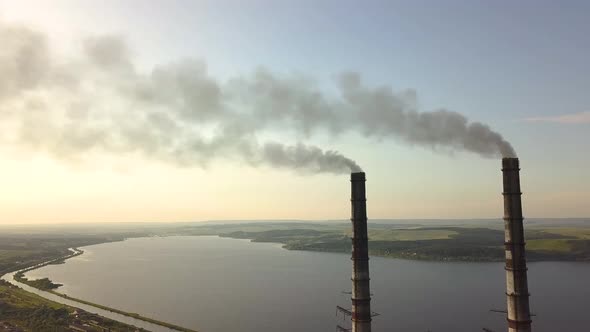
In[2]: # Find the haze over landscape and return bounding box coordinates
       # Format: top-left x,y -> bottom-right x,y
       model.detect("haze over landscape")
0,1 -> 589,332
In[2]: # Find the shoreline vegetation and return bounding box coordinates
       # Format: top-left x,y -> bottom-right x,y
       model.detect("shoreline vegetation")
46,291 -> 198,332
0,278 -> 149,332
9,248 -> 199,332
175,222 -> 590,262
14,248 -> 84,290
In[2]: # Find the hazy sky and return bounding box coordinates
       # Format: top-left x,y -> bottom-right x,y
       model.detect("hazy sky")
1,0 -> 588,224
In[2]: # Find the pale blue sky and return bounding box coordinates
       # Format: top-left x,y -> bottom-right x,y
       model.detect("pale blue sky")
1,0 -> 588,222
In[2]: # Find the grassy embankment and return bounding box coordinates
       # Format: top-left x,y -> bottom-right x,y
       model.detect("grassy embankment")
0,234 -> 144,331
0,279 -> 148,332
43,290 -> 197,332
0,230 -> 200,332
12,249 -> 199,332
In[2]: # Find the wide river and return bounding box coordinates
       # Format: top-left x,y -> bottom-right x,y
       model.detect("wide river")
24,236 -> 590,332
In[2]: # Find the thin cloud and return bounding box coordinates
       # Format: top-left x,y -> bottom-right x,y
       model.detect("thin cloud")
525,111 -> 590,124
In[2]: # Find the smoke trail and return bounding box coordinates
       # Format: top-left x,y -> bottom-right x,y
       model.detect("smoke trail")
233,70 -> 516,158
258,142 -> 362,174
0,22 -> 516,175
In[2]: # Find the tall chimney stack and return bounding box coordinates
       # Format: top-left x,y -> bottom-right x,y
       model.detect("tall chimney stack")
502,158 -> 532,332
350,172 -> 372,332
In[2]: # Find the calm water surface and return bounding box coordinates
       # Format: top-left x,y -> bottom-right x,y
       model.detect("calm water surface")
26,236 -> 590,332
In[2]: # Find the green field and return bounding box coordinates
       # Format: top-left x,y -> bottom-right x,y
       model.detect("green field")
193,222 -> 590,262
541,228 -> 590,239
367,229 -> 458,241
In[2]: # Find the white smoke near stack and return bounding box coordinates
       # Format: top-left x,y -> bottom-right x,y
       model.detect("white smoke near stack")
0,21 -> 515,174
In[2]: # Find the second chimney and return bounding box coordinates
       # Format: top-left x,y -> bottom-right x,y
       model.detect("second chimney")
351,172 -> 372,332
502,158 -> 532,332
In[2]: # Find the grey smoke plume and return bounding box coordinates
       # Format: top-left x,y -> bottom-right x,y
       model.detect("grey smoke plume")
232,70 -> 516,158
259,143 -> 362,173
0,22 -> 515,175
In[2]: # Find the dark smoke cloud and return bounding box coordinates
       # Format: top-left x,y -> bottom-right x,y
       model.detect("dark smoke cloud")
233,70 -> 515,158
258,143 -> 362,173
0,21 -> 515,175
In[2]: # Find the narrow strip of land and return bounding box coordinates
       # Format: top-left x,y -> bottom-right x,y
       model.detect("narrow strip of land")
7,248 -> 199,332
46,290 -> 198,332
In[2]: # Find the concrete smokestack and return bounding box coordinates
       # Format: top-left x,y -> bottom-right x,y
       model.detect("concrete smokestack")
502,158 -> 532,332
350,172 -> 372,332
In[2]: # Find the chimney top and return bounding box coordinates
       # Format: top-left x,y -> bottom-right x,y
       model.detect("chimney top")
502,157 -> 520,171
351,172 -> 366,181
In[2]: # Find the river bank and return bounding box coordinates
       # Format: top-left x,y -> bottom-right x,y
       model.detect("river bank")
2,245 -> 199,332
